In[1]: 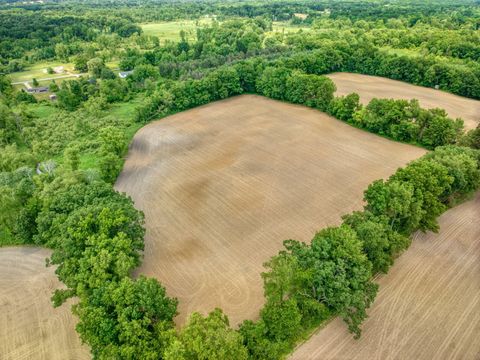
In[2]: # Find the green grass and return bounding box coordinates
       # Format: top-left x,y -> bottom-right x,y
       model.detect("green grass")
79,152 -> 99,170
26,103 -> 59,119
109,97 -> 142,120
271,21 -> 311,34
9,61 -> 76,83
380,46 -> 473,69
140,18 -> 212,42
106,60 -> 120,70
110,98 -> 145,141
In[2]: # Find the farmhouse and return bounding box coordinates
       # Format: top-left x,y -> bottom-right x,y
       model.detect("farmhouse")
118,70 -> 133,78
27,86 -> 49,93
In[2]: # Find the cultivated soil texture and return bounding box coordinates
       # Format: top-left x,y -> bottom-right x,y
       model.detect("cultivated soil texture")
115,95 -> 426,325
0,247 -> 89,360
327,72 -> 480,131
290,192 -> 480,360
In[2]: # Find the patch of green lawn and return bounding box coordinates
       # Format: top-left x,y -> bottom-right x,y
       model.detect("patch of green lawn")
9,61 -> 75,83
140,18 -> 212,42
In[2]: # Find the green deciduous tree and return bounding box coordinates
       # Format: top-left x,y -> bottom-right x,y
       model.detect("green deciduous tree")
343,211 -> 410,274
328,93 -> 361,122
283,225 -> 378,338
75,276 -> 177,360
256,66 -> 291,100
391,159 -> 453,232
285,71 -> 336,111
171,308 -> 248,360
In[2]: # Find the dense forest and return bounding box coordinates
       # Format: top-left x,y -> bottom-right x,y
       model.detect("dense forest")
1,0 -> 480,359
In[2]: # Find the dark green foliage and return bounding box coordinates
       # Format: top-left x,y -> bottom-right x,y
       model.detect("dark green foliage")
390,159 -> 453,232
74,276 -> 177,360
343,211 -> 410,274
98,126 -> 128,183
460,126 -> 480,149
0,102 -> 19,145
256,66 -> 291,100
328,93 -> 361,122
57,78 -> 97,111
99,79 -> 130,103
0,167 -> 37,244
168,308 -> 248,360
422,146 -> 480,201
285,71 -> 336,111
364,179 -> 423,234
292,226 -> 378,338
239,320 -> 287,360
15,90 -> 37,104
353,98 -> 463,148
260,299 -> 302,343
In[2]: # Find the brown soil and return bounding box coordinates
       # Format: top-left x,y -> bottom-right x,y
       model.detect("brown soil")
327,72 -> 480,131
290,192 -> 480,360
0,247 -> 89,360
115,95 -> 426,325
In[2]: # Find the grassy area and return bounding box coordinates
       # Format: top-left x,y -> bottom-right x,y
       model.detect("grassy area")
8,61 -> 75,83
271,21 -> 311,34
140,18 -> 213,42
106,60 -> 120,70
110,98 -> 145,143
380,46 -> 474,70
26,103 -> 59,119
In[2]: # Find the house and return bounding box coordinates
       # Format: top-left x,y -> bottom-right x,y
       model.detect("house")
118,70 -> 134,79
27,86 -> 49,93
49,94 -> 57,101
53,66 -> 64,74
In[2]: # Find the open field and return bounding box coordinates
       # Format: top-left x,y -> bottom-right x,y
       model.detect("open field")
291,191 -> 480,360
115,95 -> 426,325
8,62 -> 75,83
271,21 -> 311,34
327,72 -> 480,130
0,247 -> 89,360
141,19 -> 212,42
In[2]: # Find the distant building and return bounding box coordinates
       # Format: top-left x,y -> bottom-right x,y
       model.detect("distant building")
118,70 -> 134,79
27,86 -> 49,93
53,66 -> 65,74
49,94 -> 57,101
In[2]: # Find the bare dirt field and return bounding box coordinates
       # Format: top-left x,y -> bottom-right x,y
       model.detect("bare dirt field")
291,191 -> 480,360
0,247 -> 89,360
115,94 -> 426,325
327,72 -> 480,131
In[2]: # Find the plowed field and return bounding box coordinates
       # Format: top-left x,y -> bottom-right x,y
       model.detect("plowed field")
0,247 -> 89,360
327,72 -> 480,131
115,95 -> 426,325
